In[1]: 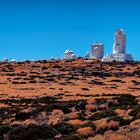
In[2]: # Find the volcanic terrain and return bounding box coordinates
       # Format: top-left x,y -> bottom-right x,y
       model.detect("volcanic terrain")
0,58 -> 140,140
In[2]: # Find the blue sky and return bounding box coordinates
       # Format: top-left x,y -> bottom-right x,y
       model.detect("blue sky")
0,0 -> 140,61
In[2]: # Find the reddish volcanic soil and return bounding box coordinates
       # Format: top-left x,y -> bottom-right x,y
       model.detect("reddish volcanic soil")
0,59 -> 140,140
0,58 -> 139,100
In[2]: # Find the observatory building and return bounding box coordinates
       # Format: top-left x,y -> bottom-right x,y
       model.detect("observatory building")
85,52 -> 90,58
3,58 -> 9,63
11,59 -> 16,63
91,42 -> 104,59
102,29 -> 133,62
50,57 -> 55,61
64,50 -> 77,59
113,29 -> 126,54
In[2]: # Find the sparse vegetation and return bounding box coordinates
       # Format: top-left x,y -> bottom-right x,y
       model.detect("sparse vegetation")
0,59 -> 140,139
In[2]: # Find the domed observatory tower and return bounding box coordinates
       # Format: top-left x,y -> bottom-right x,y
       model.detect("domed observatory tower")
64,50 -> 75,59
113,29 -> 126,54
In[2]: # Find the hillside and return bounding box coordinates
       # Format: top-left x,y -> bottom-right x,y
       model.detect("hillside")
0,58 -> 140,140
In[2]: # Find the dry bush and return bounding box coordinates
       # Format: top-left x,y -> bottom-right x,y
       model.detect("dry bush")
105,128 -> 140,140
126,109 -> 133,115
136,97 -> 140,102
94,118 -> 108,133
67,119 -> 84,126
104,130 -> 113,136
108,120 -> 119,130
95,119 -> 119,133
105,134 -> 129,140
65,112 -> 79,120
12,119 -> 38,126
116,126 -> 131,135
115,109 -> 131,119
0,103 -> 8,108
51,109 -> 64,117
48,118 -> 62,126
93,118 -> 107,126
89,128 -> 140,140
136,97 -> 140,105
86,104 -> 97,112
22,119 -> 39,125
87,98 -> 96,104
105,129 -> 140,140
99,104 -> 108,110
35,112 -> 47,125
48,110 -> 64,126
87,135 -> 104,140
77,127 -> 93,137
22,107 -> 36,113
130,119 -> 140,129
115,109 -> 126,115
131,129 -> 140,139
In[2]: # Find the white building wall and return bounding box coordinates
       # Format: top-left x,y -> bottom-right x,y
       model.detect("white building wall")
91,43 -> 104,59
113,29 -> 126,54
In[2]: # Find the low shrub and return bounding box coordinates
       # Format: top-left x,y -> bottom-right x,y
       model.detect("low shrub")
28,80 -> 37,83
6,124 -> 58,140
110,79 -> 125,83
15,112 -> 34,121
81,88 -> 89,91
65,134 -> 82,140
0,125 -> 11,138
107,116 -> 131,126
114,94 -> 137,106
89,110 -> 117,121
129,105 -> 140,118
54,123 -> 74,134
88,80 -> 105,85
77,127 -> 93,137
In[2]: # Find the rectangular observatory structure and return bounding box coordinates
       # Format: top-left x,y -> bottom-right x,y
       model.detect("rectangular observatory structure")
91,42 -> 104,59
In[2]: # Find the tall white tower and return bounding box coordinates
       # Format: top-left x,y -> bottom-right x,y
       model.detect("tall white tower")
102,29 -> 133,62
113,29 -> 126,54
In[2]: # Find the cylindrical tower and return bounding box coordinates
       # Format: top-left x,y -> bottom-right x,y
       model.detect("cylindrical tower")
113,29 -> 126,54
91,42 -> 104,59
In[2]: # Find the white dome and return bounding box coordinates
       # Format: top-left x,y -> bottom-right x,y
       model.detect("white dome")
64,50 -> 74,54
69,50 -> 74,53
11,59 -> 16,62
3,58 -> 9,62
65,50 -> 70,53
71,54 -> 77,59
71,54 -> 75,56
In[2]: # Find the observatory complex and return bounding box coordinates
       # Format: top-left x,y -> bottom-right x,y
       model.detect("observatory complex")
102,29 -> 133,62
63,29 -> 133,62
